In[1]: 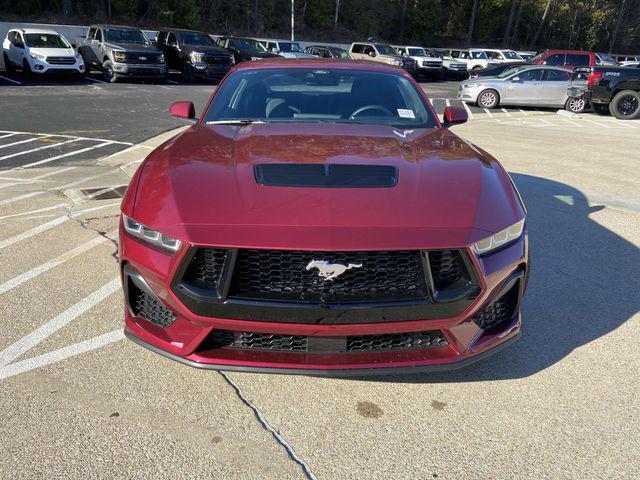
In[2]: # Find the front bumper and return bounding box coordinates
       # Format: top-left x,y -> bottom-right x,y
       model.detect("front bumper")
112,62 -> 167,78
457,85 -> 483,103
120,231 -> 528,375
28,59 -> 85,75
189,62 -> 232,78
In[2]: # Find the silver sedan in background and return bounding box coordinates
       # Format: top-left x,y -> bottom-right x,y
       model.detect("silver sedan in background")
458,65 -> 587,112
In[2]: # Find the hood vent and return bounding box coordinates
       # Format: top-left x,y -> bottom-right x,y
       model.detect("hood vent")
254,164 -> 398,188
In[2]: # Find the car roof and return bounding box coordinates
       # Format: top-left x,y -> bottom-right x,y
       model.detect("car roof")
231,57 -> 408,74
307,45 -> 346,50
93,24 -> 142,30
14,28 -> 62,35
542,49 -> 593,54
164,28 -> 208,35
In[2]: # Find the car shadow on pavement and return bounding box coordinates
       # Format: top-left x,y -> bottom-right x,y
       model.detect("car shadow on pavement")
368,173 -> 640,383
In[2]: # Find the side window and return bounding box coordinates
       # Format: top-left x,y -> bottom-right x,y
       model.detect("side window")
157,31 -> 167,44
7,31 -> 15,43
566,54 -> 589,67
167,32 -> 176,46
94,29 -> 102,42
460,51 -> 469,59
323,49 -> 332,58
542,54 -> 564,66
450,50 -> 459,58
544,69 -> 570,81
267,42 -> 276,51
363,45 -> 375,55
518,69 -> 544,81
88,27 -> 96,40
352,44 -> 364,54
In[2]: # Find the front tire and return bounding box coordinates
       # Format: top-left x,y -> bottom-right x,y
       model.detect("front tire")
477,89 -> 499,109
565,96 -> 585,114
102,60 -> 118,83
591,103 -> 610,115
609,90 -> 640,120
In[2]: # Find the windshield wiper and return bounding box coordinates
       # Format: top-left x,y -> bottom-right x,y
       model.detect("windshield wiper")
205,119 -> 267,125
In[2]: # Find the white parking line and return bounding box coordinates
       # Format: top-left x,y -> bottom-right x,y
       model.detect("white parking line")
539,118 -> 554,126
0,330 -> 124,380
0,133 -> 18,140
167,80 -> 179,85
0,135 -> 51,150
19,141 -> 113,169
501,108 -> 512,117
0,74 -> 21,85
0,202 -> 119,251
0,203 -> 69,221
518,108 -> 528,116
55,168 -> 122,190
0,167 -> 78,190
461,102 -> 474,119
85,76 -> 106,84
0,234 -> 109,295
484,108 -> 494,117
584,119 -> 610,128
0,138 -> 80,161
0,130 -> 132,146
562,119 -> 582,127
445,99 -> 451,107
0,191 -> 44,207
0,278 -> 120,368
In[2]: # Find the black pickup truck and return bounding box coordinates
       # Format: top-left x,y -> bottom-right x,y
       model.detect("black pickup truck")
77,25 -> 167,83
585,65 -> 640,119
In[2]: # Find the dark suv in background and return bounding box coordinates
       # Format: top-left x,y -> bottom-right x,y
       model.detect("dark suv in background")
216,37 -> 281,63
156,29 -> 234,82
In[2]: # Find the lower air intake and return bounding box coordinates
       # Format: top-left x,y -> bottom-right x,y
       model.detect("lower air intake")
130,282 -> 177,328
473,281 -> 519,330
347,331 -> 447,352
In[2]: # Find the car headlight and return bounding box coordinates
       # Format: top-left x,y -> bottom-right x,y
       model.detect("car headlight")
392,59 -> 402,66
473,219 -> 525,256
464,82 -> 482,88
112,50 -> 126,62
122,214 -> 181,253
229,55 -> 235,65
190,51 -> 205,63
29,52 -> 46,61
158,53 -> 165,63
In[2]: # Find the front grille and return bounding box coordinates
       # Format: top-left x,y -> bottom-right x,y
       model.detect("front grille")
347,331 -> 447,352
422,61 -> 441,68
182,248 -> 228,291
473,281 -> 519,330
209,330 -> 307,351
130,282 -> 177,328
229,249 -> 428,303
46,56 -> 75,65
428,250 -> 464,291
201,329 -> 446,353
402,59 -> 416,69
122,53 -> 163,64
204,54 -> 233,65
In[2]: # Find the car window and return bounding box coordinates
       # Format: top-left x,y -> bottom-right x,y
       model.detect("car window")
94,29 -> 102,42
167,32 -> 177,46
450,50 -> 459,58
375,44 -> 397,55
516,69 -> 544,81
104,28 -> 148,45
460,52 -> 470,59
88,28 -> 96,40
204,68 -> 438,129
497,65 -> 527,78
504,51 -> 520,59
471,50 -> 488,59
280,42 -> 302,52
566,54 -> 590,67
179,32 -> 215,46
157,31 -> 167,44
542,53 -> 565,66
544,69 -> 570,81
24,33 -> 70,48
408,48 -> 426,56
331,48 -> 350,59
351,44 -> 364,54
8,31 -> 15,43
363,45 -> 375,55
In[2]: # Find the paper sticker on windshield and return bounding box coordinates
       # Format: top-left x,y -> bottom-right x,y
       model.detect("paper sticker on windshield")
397,109 -> 415,119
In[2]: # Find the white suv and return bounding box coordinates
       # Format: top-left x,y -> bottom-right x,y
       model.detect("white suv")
483,49 -> 523,63
448,48 -> 496,71
2,28 -> 85,77
393,45 -> 444,79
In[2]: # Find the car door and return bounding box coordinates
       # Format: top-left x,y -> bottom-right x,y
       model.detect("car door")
91,28 -> 103,62
165,32 -> 180,68
539,68 -> 572,106
350,44 -> 366,60
540,53 -> 565,67
11,32 -> 26,65
565,53 -> 591,69
503,68 -> 544,105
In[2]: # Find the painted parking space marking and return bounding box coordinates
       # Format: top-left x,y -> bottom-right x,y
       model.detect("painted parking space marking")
0,167 -> 78,190
19,141 -> 114,169
0,330 -> 124,381
0,133 -> 18,140
0,203 -> 69,221
55,168 -> 122,190
0,278 -> 120,368
0,191 -> 44,207
0,135 -> 52,150
462,101 -> 474,119
501,108 -> 512,117
0,234 -> 110,295
0,74 -> 21,85
0,138 -> 80,162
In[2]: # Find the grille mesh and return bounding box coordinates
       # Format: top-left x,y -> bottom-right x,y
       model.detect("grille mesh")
229,249 -> 428,303
131,286 -> 176,328
347,331 -> 447,352
428,250 -> 464,291
46,56 -> 75,65
182,249 -> 228,290
210,330 -> 307,351
473,283 -> 519,330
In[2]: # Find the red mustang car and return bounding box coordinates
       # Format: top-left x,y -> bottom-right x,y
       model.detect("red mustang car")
120,58 -> 528,375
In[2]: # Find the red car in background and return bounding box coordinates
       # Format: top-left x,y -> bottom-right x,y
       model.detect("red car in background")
531,49 -> 596,69
119,58 -> 528,375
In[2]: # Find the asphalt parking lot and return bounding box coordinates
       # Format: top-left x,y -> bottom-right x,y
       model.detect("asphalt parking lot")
0,76 -> 638,479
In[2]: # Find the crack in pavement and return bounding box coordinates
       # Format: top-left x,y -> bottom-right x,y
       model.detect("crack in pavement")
65,206 -> 120,261
219,371 -> 317,480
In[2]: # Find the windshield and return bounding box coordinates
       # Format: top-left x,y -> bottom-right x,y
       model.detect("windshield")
504,50 -> 520,59
408,48 -> 426,56
24,33 -> 70,48
204,68 -> 438,129
279,42 -> 303,52
231,38 -> 266,52
330,48 -> 350,58
596,53 -> 615,63
180,32 -> 215,46
104,29 -> 149,45
529,51 -> 547,63
375,44 -> 397,56
497,65 -> 527,78
470,50 -> 488,59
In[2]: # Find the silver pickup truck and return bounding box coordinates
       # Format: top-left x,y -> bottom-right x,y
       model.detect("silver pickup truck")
77,25 -> 167,83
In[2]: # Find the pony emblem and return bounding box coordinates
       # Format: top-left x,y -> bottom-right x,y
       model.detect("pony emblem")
305,260 -> 363,281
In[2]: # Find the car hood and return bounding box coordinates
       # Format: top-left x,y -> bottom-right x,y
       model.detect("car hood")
29,47 -> 75,57
238,51 -> 280,59
279,52 -> 317,58
130,124 -> 524,250
181,44 -> 230,55
103,42 -> 161,53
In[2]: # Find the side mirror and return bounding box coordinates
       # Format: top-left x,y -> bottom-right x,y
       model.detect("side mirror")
71,43 -> 77,49
511,76 -> 521,82
368,51 -> 377,57
442,106 -> 468,126
14,42 -> 24,49
169,101 -> 196,120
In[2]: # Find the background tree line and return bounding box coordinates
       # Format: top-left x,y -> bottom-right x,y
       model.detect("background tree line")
2,0 -> 638,53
